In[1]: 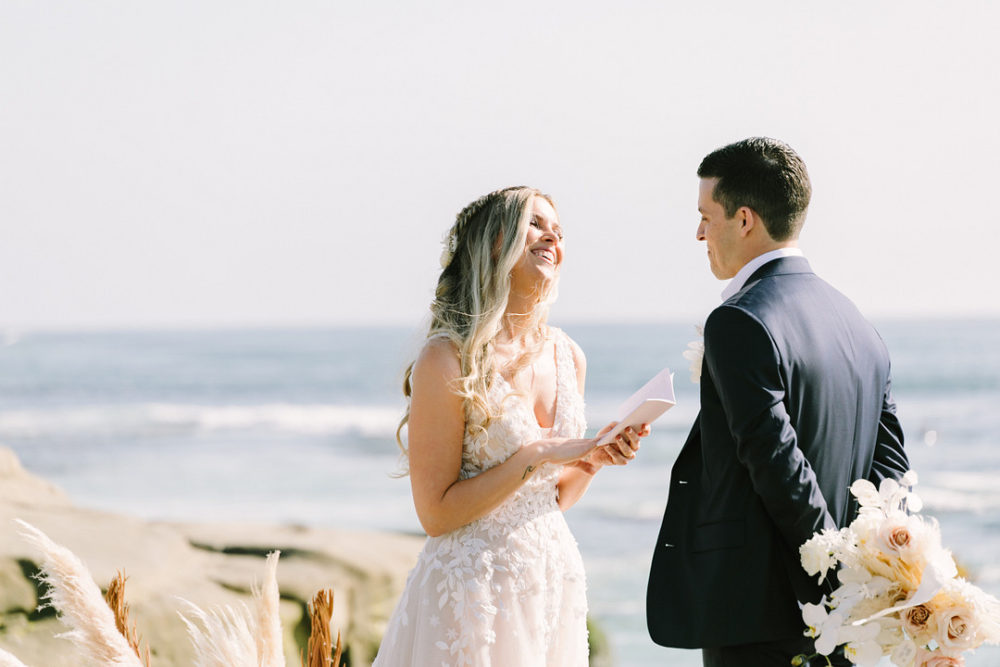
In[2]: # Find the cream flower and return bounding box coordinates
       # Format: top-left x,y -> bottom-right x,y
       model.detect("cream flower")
830,567 -> 879,617
800,527 -> 848,583
681,325 -> 704,384
850,471 -> 922,517
839,621 -> 882,666
877,619 -> 905,654
802,602 -> 844,656
891,638 -> 918,667
850,478 -> 883,511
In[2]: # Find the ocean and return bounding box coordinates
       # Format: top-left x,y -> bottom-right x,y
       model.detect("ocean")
1,320 -> 998,666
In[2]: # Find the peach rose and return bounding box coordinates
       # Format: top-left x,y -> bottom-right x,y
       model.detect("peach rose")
876,517 -> 915,557
916,647 -> 965,666
936,604 -> 978,651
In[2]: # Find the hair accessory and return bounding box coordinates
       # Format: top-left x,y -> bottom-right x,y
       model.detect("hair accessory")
440,190 -> 503,269
439,232 -> 458,268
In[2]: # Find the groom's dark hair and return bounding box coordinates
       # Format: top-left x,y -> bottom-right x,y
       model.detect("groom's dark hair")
697,137 -> 812,241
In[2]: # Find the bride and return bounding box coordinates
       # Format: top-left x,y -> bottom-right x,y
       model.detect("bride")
373,186 -> 649,666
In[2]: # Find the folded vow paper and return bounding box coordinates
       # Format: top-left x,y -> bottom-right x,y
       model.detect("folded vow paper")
596,368 -> 676,447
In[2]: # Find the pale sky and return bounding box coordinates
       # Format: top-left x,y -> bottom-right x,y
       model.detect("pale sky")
2,1 -> 997,330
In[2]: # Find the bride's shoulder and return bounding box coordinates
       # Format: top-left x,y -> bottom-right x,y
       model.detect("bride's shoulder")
412,335 -> 462,386
546,326 -> 586,379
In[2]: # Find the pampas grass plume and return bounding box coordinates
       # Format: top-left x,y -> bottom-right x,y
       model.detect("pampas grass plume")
13,519 -> 144,667
178,599 -> 258,667
0,647 -> 31,667
252,551 -> 285,667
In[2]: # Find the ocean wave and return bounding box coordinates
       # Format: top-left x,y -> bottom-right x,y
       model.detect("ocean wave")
0,403 -> 404,439
0,397 -> 698,444
919,477 -> 1000,515
581,486 -> 1000,520
586,500 -> 668,522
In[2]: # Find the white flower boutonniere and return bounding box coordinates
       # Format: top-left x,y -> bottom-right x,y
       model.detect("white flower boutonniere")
681,325 -> 704,384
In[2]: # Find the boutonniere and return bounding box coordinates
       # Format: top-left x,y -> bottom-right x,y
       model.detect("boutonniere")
681,325 -> 704,384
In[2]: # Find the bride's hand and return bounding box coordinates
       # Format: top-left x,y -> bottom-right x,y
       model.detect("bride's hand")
588,422 -> 651,467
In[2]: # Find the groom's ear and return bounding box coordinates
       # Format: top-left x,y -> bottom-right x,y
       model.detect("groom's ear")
736,206 -> 756,237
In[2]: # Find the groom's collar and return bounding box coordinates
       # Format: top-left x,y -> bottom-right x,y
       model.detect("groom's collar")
720,247 -> 805,301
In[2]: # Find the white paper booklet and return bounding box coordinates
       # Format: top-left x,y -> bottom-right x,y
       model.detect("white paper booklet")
596,368 -> 676,446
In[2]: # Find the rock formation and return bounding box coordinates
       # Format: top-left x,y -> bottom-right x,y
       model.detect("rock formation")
0,447 -> 423,666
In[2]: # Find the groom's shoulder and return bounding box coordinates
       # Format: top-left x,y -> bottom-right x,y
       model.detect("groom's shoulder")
728,261 -> 847,311
717,277 -> 789,320
720,267 -> 877,338
704,302 -> 769,343
710,271 -> 820,329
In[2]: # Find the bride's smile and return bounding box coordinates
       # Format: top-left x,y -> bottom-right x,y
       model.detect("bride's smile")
511,195 -> 563,293
532,247 -> 556,264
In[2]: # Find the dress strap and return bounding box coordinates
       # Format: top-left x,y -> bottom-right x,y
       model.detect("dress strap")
550,328 -> 577,434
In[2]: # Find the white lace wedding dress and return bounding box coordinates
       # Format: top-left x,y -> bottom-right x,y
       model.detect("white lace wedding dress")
373,330 -> 590,667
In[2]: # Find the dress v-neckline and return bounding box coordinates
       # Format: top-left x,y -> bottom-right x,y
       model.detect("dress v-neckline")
495,334 -> 561,433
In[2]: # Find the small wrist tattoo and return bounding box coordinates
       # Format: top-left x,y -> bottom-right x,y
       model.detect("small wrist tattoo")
522,465 -> 536,480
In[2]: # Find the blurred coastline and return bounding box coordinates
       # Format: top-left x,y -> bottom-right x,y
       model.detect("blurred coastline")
1,319 -> 998,666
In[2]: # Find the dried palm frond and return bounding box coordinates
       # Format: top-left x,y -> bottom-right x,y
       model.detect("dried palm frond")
303,589 -> 340,667
252,551 -> 285,667
14,520 -> 144,667
177,599 -> 258,667
0,647 -> 31,667
105,570 -> 151,667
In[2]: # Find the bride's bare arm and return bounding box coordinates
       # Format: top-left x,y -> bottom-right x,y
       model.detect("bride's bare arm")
408,338 -> 597,537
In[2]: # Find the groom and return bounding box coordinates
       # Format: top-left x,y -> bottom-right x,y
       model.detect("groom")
647,137 -> 910,666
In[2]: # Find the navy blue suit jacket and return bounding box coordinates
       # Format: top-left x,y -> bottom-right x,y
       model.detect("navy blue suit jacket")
647,256 -> 908,648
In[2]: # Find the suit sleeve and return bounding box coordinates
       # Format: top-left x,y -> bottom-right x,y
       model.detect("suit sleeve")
868,374 -> 909,484
703,305 -> 836,552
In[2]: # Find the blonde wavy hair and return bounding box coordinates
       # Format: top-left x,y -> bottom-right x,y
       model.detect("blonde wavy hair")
395,186 -> 559,470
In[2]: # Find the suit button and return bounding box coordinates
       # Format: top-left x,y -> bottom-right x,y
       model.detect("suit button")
663,543 -> 675,548
677,480 -> 688,485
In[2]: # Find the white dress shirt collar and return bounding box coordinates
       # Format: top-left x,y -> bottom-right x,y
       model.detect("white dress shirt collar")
720,247 -> 804,301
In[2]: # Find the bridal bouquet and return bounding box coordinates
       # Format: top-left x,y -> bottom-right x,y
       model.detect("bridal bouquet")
798,471 -> 1000,666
